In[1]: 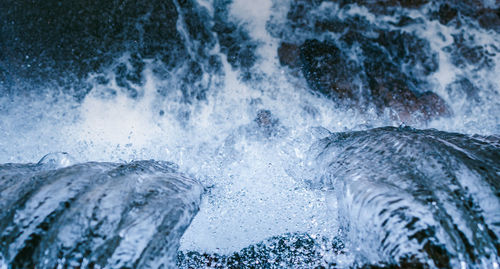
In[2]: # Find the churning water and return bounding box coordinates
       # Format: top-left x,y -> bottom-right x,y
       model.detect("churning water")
1,0 -> 499,268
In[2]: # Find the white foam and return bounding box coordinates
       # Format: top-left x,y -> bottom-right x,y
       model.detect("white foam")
0,0 -> 499,256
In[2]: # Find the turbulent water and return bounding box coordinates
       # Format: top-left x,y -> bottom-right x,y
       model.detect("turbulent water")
1,0 -> 499,268
0,158 -> 203,268
309,127 -> 500,267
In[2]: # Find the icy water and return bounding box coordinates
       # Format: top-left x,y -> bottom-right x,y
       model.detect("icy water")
1,0 -> 499,268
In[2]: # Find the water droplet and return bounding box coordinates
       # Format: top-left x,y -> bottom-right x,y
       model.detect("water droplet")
37,152 -> 75,170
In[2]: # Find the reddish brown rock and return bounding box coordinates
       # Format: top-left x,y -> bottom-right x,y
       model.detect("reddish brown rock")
417,91 -> 451,119
298,39 -> 361,104
276,1 -> 455,123
369,79 -> 450,122
277,37 -> 450,122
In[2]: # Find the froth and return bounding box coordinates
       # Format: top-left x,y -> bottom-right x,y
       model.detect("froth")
0,0 -> 499,257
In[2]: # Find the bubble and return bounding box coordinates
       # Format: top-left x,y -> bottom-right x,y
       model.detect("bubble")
37,152 -> 76,170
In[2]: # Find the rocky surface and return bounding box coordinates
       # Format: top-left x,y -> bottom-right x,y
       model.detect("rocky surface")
274,0 -> 500,122
0,159 -> 203,269
0,0 -> 257,100
278,34 -> 449,122
273,1 -> 454,122
177,233 -> 343,268
177,232 -> 433,268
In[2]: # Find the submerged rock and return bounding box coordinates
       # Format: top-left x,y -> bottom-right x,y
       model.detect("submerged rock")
272,0 -> 495,123
282,35 -> 448,122
308,127 -> 500,268
274,0 -> 451,122
437,3 -> 458,25
0,0 -> 223,101
177,233 -> 344,268
443,33 -> 495,70
299,39 -> 361,103
0,160 -> 203,268
277,42 -> 301,70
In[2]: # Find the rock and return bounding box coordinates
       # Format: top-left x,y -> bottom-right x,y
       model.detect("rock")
0,0 -> 222,101
276,0 -> 449,122
369,79 -> 450,122
0,160 -> 203,269
478,8 -> 500,33
308,126 -> 500,267
368,78 -> 421,121
286,0 -> 315,29
395,0 -> 430,8
416,91 -> 451,119
375,30 -> 439,77
282,35 -> 447,121
437,3 -> 458,25
255,110 -> 276,128
277,42 -> 301,68
338,0 -> 430,14
213,0 -> 258,80
178,233 -> 343,268
253,109 -> 282,137
443,33 -> 494,70
299,39 -> 361,103
432,1 -> 499,32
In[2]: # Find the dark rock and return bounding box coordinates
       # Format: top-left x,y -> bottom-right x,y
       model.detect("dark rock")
287,0 -> 318,29
1,0 -> 178,78
444,33 -> 495,70
213,0 -> 258,79
249,109 -> 288,138
368,78 -> 420,121
393,0 -> 430,8
325,16 -> 373,39
299,39 -> 361,102
437,3 -> 458,25
446,77 -> 480,100
338,0 -> 430,15
375,30 -> 439,77
0,0 -> 221,101
177,231 -> 432,268
254,109 -> 282,137
431,1 -> 499,32
277,42 -> 301,68
276,0 -> 449,122
368,78 -> 450,121
255,110 -> 277,128
390,15 -> 425,27
417,91 -> 451,118
0,160 -> 203,268
478,8 -> 500,33
282,34 -> 446,121
177,233 -> 343,268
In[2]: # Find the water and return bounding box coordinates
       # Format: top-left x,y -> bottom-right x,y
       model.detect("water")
0,160 -> 203,268
1,0 -> 499,268
308,127 -> 500,267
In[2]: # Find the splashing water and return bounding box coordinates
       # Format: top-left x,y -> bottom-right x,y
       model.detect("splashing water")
1,0 -> 499,267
